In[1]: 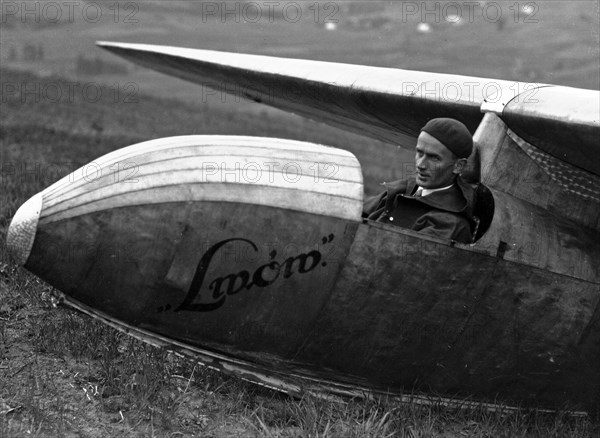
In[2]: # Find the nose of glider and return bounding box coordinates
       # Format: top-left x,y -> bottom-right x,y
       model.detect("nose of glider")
6,193 -> 43,266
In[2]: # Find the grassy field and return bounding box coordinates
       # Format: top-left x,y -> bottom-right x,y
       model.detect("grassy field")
2,1 -> 598,100
1,1 -> 599,436
1,68 -> 599,437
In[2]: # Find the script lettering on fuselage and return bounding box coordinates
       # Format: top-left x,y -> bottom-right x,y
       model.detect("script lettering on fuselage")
171,235 -> 335,312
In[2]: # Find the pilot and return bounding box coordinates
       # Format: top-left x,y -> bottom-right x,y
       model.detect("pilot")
363,118 -> 476,244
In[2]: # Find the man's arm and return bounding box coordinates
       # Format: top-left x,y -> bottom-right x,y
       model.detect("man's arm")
362,192 -> 387,219
412,211 -> 473,243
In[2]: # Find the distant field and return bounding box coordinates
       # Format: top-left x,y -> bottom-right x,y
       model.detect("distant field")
1,1 -> 598,104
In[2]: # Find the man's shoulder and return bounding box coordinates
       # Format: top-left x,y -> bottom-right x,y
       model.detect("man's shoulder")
381,177 -> 415,195
362,177 -> 415,218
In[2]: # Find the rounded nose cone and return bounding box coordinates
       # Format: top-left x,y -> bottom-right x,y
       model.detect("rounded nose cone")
6,193 -> 43,266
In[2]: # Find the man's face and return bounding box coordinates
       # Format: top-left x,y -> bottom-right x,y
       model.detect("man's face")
414,131 -> 461,189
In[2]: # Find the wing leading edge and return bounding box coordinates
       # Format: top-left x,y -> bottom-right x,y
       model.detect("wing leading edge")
97,41 -> 600,177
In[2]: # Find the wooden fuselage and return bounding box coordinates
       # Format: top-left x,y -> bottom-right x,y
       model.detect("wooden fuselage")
14,130 -> 600,411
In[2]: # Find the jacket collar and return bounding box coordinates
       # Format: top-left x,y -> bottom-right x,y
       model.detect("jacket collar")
384,176 -> 475,217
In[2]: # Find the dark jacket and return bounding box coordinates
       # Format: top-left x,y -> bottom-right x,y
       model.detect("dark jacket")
363,176 -> 476,243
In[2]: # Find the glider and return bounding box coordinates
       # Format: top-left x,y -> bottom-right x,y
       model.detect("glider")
7,42 -> 600,413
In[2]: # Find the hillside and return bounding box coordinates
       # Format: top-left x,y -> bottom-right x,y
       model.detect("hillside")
2,1 -> 598,103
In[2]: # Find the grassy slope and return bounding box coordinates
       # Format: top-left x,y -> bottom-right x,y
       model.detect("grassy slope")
1,1 -> 599,436
2,1 -> 598,101
1,67 -> 598,438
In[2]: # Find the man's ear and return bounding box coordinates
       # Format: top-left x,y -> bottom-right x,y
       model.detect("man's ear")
453,158 -> 468,174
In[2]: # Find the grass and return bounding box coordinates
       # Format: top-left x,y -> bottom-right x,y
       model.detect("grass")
1,67 -> 599,437
1,277 -> 597,437
2,1 -> 598,92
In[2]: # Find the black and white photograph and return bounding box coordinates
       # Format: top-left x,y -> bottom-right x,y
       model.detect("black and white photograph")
1,1 -> 599,436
